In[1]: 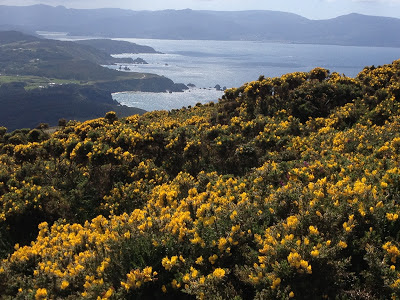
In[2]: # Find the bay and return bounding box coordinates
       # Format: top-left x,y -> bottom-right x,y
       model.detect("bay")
37,32 -> 400,111
109,39 -> 400,111
111,38 -> 400,88
114,88 -> 224,112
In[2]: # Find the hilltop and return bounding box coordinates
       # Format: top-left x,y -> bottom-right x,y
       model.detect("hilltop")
0,59 -> 400,298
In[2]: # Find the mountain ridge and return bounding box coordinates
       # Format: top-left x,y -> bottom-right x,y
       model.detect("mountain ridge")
1,5 -> 400,47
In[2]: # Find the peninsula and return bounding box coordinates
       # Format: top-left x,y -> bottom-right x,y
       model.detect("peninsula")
0,31 -> 187,129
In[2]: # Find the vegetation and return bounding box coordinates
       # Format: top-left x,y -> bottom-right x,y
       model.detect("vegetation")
0,75 -> 81,90
75,39 -> 161,55
0,83 -> 146,130
0,31 -> 166,83
0,30 -> 187,92
0,31 -> 186,130
0,60 -> 400,299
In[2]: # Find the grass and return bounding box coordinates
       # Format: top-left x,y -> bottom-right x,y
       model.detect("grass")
0,75 -> 81,90
0,70 -> 161,91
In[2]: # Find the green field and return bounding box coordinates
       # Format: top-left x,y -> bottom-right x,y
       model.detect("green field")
0,75 -> 81,90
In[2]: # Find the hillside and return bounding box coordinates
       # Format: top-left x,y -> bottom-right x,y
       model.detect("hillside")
0,60 -> 400,299
0,83 -> 145,130
0,30 -> 184,85
75,39 -> 161,55
1,5 -> 400,47
0,31 -> 187,129
0,31 -> 133,79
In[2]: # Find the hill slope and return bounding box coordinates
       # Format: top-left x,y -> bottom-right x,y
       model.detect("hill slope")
75,39 -> 161,55
0,59 -> 400,298
0,31 -> 133,79
0,30 -> 182,84
0,83 -> 145,130
0,31 -> 186,129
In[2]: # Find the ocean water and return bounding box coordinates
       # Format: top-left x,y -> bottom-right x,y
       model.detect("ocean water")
114,88 -> 224,111
110,39 -> 400,111
38,33 -> 400,111
111,38 -> 400,88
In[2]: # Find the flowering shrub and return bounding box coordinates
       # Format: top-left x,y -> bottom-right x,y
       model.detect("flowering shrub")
1,60 -> 400,298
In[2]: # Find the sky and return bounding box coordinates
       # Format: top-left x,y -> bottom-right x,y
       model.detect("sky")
0,0 -> 400,19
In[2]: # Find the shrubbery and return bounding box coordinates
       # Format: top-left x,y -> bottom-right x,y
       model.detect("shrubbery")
0,60 -> 400,299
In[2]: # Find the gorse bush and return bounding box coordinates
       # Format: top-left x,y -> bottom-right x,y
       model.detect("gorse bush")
1,60 -> 400,299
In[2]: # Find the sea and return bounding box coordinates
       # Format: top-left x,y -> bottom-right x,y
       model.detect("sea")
38,32 -> 400,112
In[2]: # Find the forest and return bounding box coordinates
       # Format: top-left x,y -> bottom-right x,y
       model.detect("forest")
0,60 -> 400,299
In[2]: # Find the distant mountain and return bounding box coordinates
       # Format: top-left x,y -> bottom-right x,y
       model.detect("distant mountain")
1,5 -> 400,47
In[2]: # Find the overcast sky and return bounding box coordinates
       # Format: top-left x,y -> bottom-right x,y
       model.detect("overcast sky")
0,0 -> 399,19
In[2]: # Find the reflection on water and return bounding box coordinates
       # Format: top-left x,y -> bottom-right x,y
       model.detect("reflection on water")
113,88 -> 224,111
38,32 -> 400,111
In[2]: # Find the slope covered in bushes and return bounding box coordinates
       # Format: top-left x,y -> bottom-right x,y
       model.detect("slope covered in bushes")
0,60 -> 400,299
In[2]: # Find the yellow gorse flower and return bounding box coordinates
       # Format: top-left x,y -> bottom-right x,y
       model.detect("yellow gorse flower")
212,268 -> 226,278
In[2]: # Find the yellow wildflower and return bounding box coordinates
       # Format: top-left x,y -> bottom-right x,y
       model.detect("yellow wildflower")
213,268 -> 225,279
60,280 -> 69,290
35,288 -> 48,300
